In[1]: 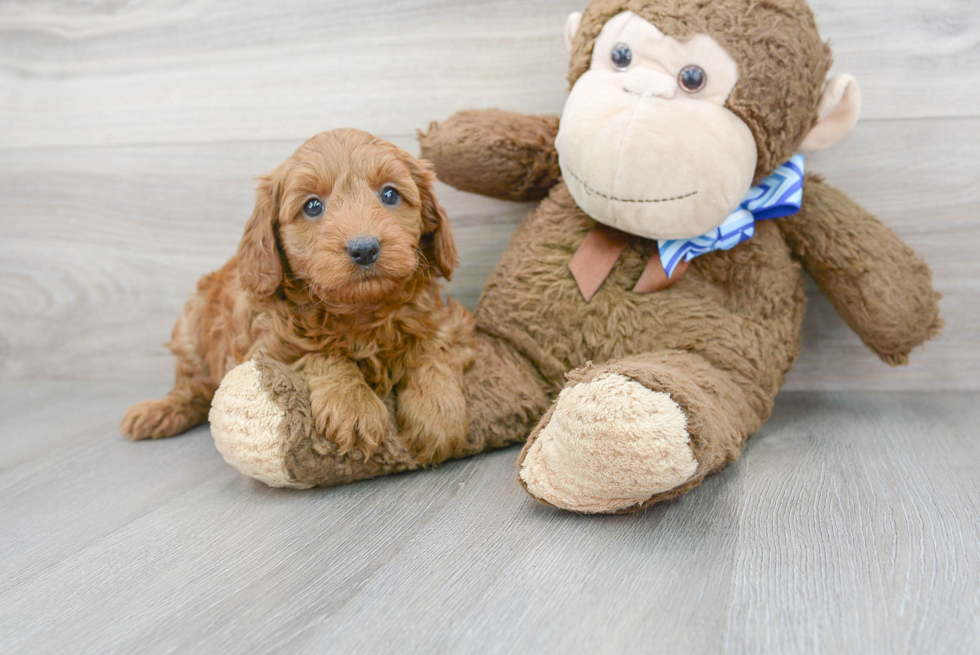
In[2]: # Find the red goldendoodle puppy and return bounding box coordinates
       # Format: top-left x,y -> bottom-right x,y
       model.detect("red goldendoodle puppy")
121,129 -> 474,463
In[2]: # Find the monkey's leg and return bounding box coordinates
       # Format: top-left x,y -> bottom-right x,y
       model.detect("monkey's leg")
517,351 -> 769,514
459,329 -> 553,455
209,330 -> 551,487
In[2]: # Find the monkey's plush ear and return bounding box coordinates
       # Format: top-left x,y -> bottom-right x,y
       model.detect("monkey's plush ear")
565,12 -> 583,52
416,163 -> 458,280
237,170 -> 284,297
800,74 -> 862,152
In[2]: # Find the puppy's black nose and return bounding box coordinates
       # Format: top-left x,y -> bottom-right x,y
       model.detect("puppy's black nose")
347,236 -> 381,266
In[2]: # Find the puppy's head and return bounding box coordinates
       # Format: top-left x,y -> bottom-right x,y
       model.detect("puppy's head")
237,129 -> 457,306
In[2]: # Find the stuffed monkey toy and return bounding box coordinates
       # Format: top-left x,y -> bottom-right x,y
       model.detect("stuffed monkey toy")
209,0 -> 940,513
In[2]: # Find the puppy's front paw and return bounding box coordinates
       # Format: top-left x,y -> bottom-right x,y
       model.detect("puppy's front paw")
397,384 -> 467,465
309,384 -> 390,458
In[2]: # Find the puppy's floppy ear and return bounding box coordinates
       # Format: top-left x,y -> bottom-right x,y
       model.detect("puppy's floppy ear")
237,167 -> 285,297
415,161 -> 458,280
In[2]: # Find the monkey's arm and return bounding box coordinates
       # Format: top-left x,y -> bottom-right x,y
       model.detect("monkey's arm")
418,110 -> 561,202
778,174 -> 942,365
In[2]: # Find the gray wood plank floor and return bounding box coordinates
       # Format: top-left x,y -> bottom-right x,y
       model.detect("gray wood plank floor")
1,381 -> 977,654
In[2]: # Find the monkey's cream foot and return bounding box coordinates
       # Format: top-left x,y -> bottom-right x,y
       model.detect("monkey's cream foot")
209,358 -> 417,489
518,372 -> 698,514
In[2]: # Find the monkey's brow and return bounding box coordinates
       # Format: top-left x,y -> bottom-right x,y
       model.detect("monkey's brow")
565,166 -> 698,204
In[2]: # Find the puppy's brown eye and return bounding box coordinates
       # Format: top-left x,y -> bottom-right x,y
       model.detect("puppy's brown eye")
380,186 -> 400,206
678,65 -> 707,93
303,197 -> 324,218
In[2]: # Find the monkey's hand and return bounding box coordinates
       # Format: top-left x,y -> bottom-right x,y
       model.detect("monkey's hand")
418,109 -> 561,202
779,174 -> 942,365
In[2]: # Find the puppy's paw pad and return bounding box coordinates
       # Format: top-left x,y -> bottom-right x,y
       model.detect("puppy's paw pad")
520,373 -> 697,513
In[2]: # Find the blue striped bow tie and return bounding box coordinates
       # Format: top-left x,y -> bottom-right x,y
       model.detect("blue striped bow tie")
658,154 -> 806,278
570,155 -> 806,301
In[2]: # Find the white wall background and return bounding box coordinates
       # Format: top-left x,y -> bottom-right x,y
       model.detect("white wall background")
0,0 -> 977,389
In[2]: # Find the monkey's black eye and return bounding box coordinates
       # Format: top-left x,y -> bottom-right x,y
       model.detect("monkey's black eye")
303,197 -> 324,218
678,65 -> 707,93
611,43 -> 632,71
380,186 -> 401,206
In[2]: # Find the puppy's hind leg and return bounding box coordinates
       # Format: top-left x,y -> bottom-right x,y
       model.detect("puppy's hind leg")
122,309 -> 218,441
122,374 -> 215,441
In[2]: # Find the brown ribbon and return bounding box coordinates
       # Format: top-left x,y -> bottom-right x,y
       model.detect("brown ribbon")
569,224 -> 690,302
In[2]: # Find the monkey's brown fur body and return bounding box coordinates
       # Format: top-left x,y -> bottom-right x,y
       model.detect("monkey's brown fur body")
207,0 -> 940,511
440,150 -> 938,508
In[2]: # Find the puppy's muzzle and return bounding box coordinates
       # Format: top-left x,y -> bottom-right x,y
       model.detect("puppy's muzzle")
347,236 -> 381,266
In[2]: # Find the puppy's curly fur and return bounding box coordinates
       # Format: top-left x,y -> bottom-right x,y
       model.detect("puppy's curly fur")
122,129 -> 475,464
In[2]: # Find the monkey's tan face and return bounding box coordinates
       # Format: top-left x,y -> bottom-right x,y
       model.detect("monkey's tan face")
556,11 -> 758,240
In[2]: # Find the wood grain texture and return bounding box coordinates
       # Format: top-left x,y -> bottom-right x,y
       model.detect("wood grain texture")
0,0 -> 978,389
726,392 -> 980,654
0,0 -> 977,151
0,381 -> 977,654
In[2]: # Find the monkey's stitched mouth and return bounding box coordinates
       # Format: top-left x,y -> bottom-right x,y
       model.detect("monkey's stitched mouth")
565,166 -> 698,204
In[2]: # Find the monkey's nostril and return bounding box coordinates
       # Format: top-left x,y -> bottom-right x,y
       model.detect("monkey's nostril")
347,236 -> 381,266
